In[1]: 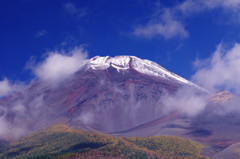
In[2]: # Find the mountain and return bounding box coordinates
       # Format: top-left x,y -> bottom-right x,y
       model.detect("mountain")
0,124 -> 208,159
0,55 -> 240,158
0,55 -> 204,135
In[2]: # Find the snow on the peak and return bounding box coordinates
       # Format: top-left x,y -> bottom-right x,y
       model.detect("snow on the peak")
130,57 -> 192,85
87,56 -> 111,70
88,56 -> 131,71
86,55 -> 204,89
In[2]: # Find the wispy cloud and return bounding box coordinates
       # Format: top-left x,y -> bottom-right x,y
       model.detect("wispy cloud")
0,78 -> 13,97
192,43 -> 240,94
133,9 -> 188,39
178,0 -> 240,15
0,118 -> 10,138
162,86 -> 208,116
63,2 -> 87,19
30,46 -> 88,84
133,0 -> 240,39
36,30 -> 47,38
201,0 -> 240,10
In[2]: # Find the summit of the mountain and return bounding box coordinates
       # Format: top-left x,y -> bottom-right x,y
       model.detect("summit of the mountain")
85,55 -> 200,88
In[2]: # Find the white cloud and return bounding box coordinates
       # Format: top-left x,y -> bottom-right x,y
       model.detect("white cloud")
36,30 -> 47,38
12,104 -> 26,114
162,87 -> 207,116
192,43 -> 240,94
203,0 -> 240,9
0,118 -> 9,137
32,46 -> 87,83
63,2 -> 86,18
78,112 -> 94,125
0,79 -> 12,96
133,9 -> 188,39
178,1 -> 205,16
202,0 -> 240,24
0,116 -> 27,139
178,0 -> 240,17
134,0 -> 240,39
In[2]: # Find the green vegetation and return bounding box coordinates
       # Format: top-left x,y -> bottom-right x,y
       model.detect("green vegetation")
125,136 -> 206,159
0,125 -> 210,159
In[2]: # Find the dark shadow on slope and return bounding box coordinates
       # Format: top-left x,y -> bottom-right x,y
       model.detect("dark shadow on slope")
162,124 -> 187,129
0,139 -> 8,153
61,142 -> 106,153
6,146 -> 41,157
187,129 -> 212,137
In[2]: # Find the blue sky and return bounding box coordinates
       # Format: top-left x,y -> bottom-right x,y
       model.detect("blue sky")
1,0 -> 240,92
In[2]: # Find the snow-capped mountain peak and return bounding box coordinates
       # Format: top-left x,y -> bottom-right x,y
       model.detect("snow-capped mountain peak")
86,56 -> 204,89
